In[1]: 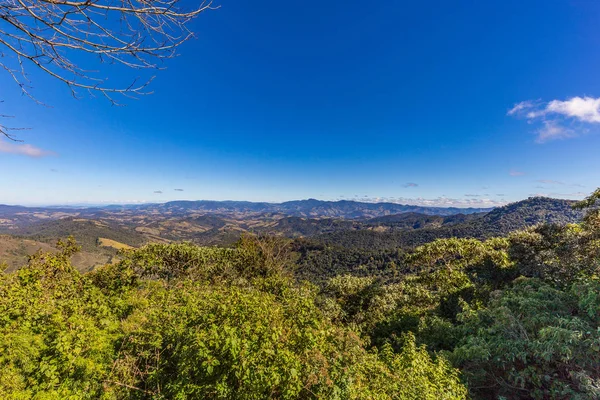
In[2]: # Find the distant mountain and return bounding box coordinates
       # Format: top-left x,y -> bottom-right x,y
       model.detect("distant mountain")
0,199 -> 493,230
0,196 -> 587,272
476,196 -> 582,233
265,216 -> 358,237
134,199 -> 492,219
366,212 -> 483,229
315,197 -> 584,250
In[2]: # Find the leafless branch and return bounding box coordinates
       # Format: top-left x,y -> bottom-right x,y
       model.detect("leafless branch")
0,0 -> 216,139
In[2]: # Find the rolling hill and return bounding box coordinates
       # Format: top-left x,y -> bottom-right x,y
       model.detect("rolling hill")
314,197 -> 584,250
0,196 -> 585,272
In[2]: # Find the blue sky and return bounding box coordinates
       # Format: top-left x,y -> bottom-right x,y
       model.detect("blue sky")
1,0 -> 599,206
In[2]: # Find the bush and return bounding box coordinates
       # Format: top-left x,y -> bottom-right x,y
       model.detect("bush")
0,239 -> 466,399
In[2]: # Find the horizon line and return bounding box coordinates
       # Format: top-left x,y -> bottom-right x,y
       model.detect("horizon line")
1,196 -> 574,210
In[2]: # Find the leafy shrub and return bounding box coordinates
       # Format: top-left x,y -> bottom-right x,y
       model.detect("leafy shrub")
452,278 -> 600,399
0,238 -> 466,399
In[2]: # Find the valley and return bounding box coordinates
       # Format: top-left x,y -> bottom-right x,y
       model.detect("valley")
0,196 -> 583,272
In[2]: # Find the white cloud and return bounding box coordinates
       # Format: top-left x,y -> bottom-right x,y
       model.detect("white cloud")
0,140 -> 54,157
536,179 -> 563,185
509,169 -> 525,176
509,96 -> 600,142
357,196 -> 505,208
507,100 -> 535,115
549,191 -> 587,199
536,121 -> 575,143
546,96 -> 600,123
403,182 -> 419,188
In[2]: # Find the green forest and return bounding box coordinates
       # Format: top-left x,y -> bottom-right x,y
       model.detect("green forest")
1,189 -> 599,399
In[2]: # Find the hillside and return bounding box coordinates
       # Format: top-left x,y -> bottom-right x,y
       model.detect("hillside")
4,218 -> 149,271
0,234 -> 120,273
314,197 -> 583,250
13,218 -> 146,250
0,235 -> 56,272
3,193 -> 598,400
366,212 -> 483,229
142,199 -> 492,219
0,196 -> 585,272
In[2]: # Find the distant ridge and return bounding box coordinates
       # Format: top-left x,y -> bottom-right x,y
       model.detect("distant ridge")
139,199 -> 493,218
315,197 -> 584,250
1,199 -> 494,219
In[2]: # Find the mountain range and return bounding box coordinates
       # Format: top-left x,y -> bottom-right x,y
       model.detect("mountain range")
0,199 -> 491,225
0,196 -> 583,271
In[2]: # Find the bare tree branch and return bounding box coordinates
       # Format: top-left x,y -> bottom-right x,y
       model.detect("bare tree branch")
0,0 -> 216,139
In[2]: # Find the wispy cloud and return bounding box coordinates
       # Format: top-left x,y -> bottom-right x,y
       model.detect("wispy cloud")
536,180 -> 584,188
536,121 -> 575,142
508,100 -> 537,116
154,190 -> 163,194
550,191 -> 587,198
357,196 -> 505,208
509,169 -> 525,176
0,140 -> 55,157
528,191 -> 586,199
464,194 -> 481,197
174,188 -> 184,192
403,182 -> 419,188
509,96 -> 600,142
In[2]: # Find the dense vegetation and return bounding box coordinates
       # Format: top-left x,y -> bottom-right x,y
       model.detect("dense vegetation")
0,238 -> 465,399
0,191 -> 598,399
316,197 -> 583,251
0,197 -> 581,274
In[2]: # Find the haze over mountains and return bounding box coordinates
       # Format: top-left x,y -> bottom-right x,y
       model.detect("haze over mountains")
0,196 -> 583,272
0,198 -> 493,224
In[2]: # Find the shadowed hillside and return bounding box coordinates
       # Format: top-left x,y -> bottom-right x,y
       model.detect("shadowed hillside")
314,197 -> 584,250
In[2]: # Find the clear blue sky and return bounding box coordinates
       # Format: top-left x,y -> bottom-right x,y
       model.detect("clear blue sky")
1,0 -> 599,206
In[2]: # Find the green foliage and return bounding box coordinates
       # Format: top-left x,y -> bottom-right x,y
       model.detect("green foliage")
0,237 -> 466,399
509,223 -> 600,285
320,191 -> 600,399
452,278 -> 600,399
115,241 -> 242,281
314,197 -> 582,252
109,280 -> 465,399
293,241 -> 406,286
3,189 -> 600,399
323,275 -> 402,331
0,238 -> 120,399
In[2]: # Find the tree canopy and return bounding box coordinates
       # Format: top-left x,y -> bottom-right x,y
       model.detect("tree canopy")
2,189 -> 600,398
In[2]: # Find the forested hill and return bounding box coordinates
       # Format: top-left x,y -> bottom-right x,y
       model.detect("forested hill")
3,193 -> 599,399
140,199 -> 492,218
0,199 -> 491,231
480,196 -> 582,228
0,196 -> 585,272
316,197 -> 584,250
